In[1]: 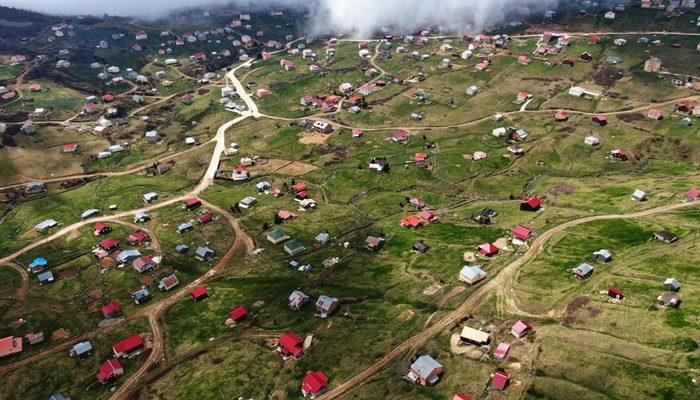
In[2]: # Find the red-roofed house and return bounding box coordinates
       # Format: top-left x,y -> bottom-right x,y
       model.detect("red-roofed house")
608,287 -> 624,300
98,238 -> 119,251
101,301 -> 122,318
511,320 -> 533,338
392,130 -> 411,143
184,198 -> 202,210
520,197 -> 541,211
198,213 -> 213,224
112,334 -> 144,357
685,188 -> 700,201
302,371 -> 329,398
493,342 -> 510,360
415,152 -> 428,161
352,129 -> 363,138
291,182 -> 307,193
191,286 -> 208,301
229,306 -> 248,323
648,109 -> 663,120
96,358 -> 123,384
611,149 -> 627,160
126,231 -> 149,245
592,116 -> 607,126
278,210 -> 297,221
0,336 -> 23,358
555,110 -> 569,121
278,332 -> 304,358
513,225 -> 533,242
94,223 -> 111,236
63,143 -> 79,153
132,256 -> 156,273
401,215 -> 423,228
101,93 -> 115,103
295,190 -> 309,200
478,242 -> 499,257
453,394 -> 472,400
491,369 -> 510,390
419,211 -> 439,223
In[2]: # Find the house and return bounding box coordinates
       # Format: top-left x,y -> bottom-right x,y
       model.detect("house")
315,295 -> 339,318
407,355 -> 443,386
604,11 -> 616,19
478,242 -> 499,257
134,211 -> 151,223
573,262 -> 595,279
684,188 -> 700,201
653,231 -> 678,243
511,129 -> 528,141
592,116 -> 608,126
657,293 -> 681,308
112,333 -> 144,357
267,228 -> 290,244
301,371 -> 329,398
175,244 -> 188,254
312,120 -> 333,133
315,233 -> 331,246
96,359 -> 123,384
611,149 -> 627,160
63,143 -> 79,153
98,238 -> 119,251
132,256 -> 156,273
492,127 -> 507,137
555,110 -> 569,121
278,332 -> 304,358
0,336 -> 23,358
184,198 -> 202,210
648,109 -> 663,120
145,130 -> 160,142
195,246 -> 215,261
664,278 -> 681,292
284,239 -> 306,255
191,286 -> 208,301
516,92 -> 532,103
631,189 -> 647,202
229,306 -> 248,323
585,135 -> 600,146
454,394 -> 472,400
592,249 -> 612,262
94,223 -> 111,236
493,342 -> 510,360
491,369 -> 510,390
233,165 -> 249,181
70,341 -> 93,358
131,286 -> 150,304
401,215 -> 422,229
158,274 -> 179,291
198,213 -> 213,225
512,225 -> 532,243
82,209 -> 101,219
392,130 -> 411,143
278,210 -> 297,221
25,182 -> 46,195
116,249 -> 141,264
459,265 -> 486,285
459,326 -> 490,345
126,231 -> 149,245
101,301 -> 122,318
520,197 -> 541,211
608,287 -> 624,300
29,257 -> 48,272
511,320 -> 532,338
409,198 -> 427,209
365,236 -> 385,251
35,219 -> 58,232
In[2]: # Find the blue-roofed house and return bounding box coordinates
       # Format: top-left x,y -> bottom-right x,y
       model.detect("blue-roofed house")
407,355 -> 443,386
70,341 -> 93,358
28,257 -> 48,273
177,222 -> 194,234
131,286 -> 151,304
38,271 -> 54,285
116,249 -> 142,264
195,246 -> 215,261
314,233 -> 331,246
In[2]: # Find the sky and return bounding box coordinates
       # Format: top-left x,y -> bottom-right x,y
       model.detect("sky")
2,0 -> 566,36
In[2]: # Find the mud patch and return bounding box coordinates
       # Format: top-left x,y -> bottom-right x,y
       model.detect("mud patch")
423,284 -> 443,296
548,182 -> 575,196
299,131 -> 331,145
593,67 -> 624,87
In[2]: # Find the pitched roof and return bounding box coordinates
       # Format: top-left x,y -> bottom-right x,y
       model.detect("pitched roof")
112,334 -> 143,354
279,332 -> 304,357
229,306 -> 248,321
513,225 -> 532,240
512,320 -> 532,334
302,371 -> 329,395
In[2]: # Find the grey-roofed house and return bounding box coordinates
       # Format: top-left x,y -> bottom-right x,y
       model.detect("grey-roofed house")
116,249 -> 142,264
177,222 -> 194,234
315,295 -> 339,318
289,290 -> 310,310
573,263 -> 595,279
131,286 -> 151,304
315,233 -> 331,246
631,189 -> 647,202
284,239 -> 305,255
175,244 -> 189,253
664,278 -> 680,292
134,211 -> 151,223
38,271 -> 54,285
81,209 -> 101,219
143,192 -> 158,203
255,181 -> 271,192
25,181 -> 46,195
238,196 -> 257,209
195,246 -> 215,261
49,395 -> 72,400
657,293 -> 681,308
266,228 -> 289,244
653,231 -> 678,243
407,355 -> 443,386
364,236 -> 385,251
158,274 -> 179,291
459,265 -> 487,285
592,249 -> 612,262
145,130 -> 160,142
70,341 -> 93,358
35,219 -> 58,232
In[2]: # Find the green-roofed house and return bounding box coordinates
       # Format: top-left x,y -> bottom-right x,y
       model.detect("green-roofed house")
284,239 -> 305,255
267,228 -> 290,244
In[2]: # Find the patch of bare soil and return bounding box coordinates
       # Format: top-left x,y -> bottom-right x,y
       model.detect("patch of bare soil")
617,113 -> 645,122
299,132 -> 331,145
593,67 -> 624,87
250,158 -> 319,176
548,182 -> 575,196
566,295 -> 590,313
19,229 -> 40,240
422,284 -> 443,296
57,266 -> 80,279
463,251 -> 476,262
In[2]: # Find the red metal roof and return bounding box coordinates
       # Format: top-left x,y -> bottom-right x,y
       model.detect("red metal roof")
97,358 -> 122,383
453,394 -> 472,400
479,242 -> 499,256
512,320 -> 532,334
127,231 -> 148,243
98,238 -> 118,250
185,198 -> 201,207
229,306 -> 248,321
279,332 -> 304,357
401,215 -> 422,228
291,182 -> 307,192
198,213 -> 213,224
686,188 -> 700,199
101,301 -> 121,318
191,286 -> 208,300
302,371 -> 328,395
491,369 -> 510,390
112,334 -> 143,355
94,223 -> 108,232
521,197 -> 541,209
513,225 -> 532,241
